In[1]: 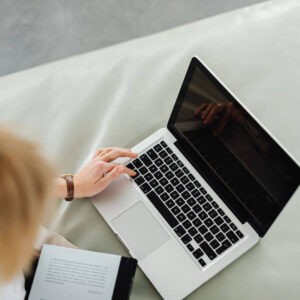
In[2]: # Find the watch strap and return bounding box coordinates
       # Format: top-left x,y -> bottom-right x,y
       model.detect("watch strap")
61,174 -> 74,201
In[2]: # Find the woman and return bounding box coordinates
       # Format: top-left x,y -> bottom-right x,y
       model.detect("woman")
0,127 -> 137,299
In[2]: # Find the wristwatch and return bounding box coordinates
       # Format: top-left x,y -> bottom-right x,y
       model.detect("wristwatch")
61,174 -> 74,201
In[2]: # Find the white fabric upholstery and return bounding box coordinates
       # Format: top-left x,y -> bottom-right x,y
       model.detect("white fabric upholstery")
0,0 -> 299,299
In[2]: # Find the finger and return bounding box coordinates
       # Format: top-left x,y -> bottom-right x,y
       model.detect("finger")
201,103 -> 215,120
204,105 -> 218,124
214,104 -> 232,135
98,165 -> 125,188
101,149 -> 138,162
194,104 -> 207,116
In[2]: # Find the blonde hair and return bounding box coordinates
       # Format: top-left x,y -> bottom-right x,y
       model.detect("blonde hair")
0,127 -> 54,282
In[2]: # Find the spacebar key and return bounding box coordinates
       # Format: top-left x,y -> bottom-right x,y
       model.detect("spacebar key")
146,191 -> 179,228
200,242 -> 217,260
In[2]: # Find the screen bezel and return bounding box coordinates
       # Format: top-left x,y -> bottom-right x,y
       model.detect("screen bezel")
167,56 -> 300,236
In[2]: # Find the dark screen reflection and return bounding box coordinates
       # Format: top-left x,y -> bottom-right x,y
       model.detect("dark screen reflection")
173,67 -> 299,228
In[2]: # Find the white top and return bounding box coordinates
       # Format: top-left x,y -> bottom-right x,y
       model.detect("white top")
0,273 -> 25,300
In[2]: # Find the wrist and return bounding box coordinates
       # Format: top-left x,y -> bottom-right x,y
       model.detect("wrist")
55,177 -> 68,199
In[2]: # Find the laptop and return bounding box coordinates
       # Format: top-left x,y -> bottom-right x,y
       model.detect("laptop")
91,57 -> 300,299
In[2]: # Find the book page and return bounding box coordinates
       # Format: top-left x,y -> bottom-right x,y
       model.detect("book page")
29,245 -> 121,300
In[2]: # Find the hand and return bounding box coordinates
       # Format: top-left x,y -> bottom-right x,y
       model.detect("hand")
74,147 -> 138,198
55,148 -> 138,199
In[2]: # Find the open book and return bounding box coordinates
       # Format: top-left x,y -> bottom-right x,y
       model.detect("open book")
27,245 -> 137,300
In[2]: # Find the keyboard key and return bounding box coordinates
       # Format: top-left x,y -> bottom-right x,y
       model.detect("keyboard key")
140,183 -> 151,194
182,191 -> 191,200
187,244 -> 194,252
164,156 -> 173,165
216,246 -> 227,255
171,154 -> 178,161
183,167 -> 189,174
183,220 -> 192,229
182,204 -> 191,213
200,242 -> 217,260
154,171 -> 163,180
171,206 -> 180,215
192,218 -> 201,227
210,225 -> 220,235
211,201 -> 219,209
208,209 -> 217,219
197,196 -> 206,205
198,225 -> 208,234
149,179 -> 159,188
194,234 -> 204,244
199,211 -> 208,220
177,160 -> 184,167
210,239 -> 220,249
214,216 -> 224,225
222,239 -> 232,250
170,191 -> 180,200
193,249 -> 204,259
203,203 -> 212,212
230,223 -> 237,231
170,178 -> 180,186
149,164 -> 158,173
146,191 -> 178,228
175,198 -> 184,206
133,159 -> 143,168
198,258 -> 206,267
159,150 -> 168,159
177,213 -> 186,222
174,225 -> 186,237
224,216 -> 231,223
160,141 -> 167,148
188,174 -> 195,181
140,166 -> 148,175
140,154 -> 152,166
145,173 -> 154,181
175,184 -> 185,193
166,199 -> 175,208
180,176 -> 189,184
126,162 -> 134,170
160,192 -> 169,201
191,189 -> 200,198
200,187 -> 207,194
170,163 -> 179,171
187,198 -> 196,206
204,219 -> 213,227
146,149 -> 158,160
165,171 -> 174,180
236,230 -> 244,238
187,211 -> 196,220
226,231 -> 239,244
186,182 -> 195,191
166,147 -> 172,154
194,180 -> 201,188
159,178 -> 168,186
160,165 -> 169,173
188,227 -> 198,236
216,232 -> 226,242
220,223 -> 230,233
206,194 -> 213,201
204,232 -> 214,242
154,144 -> 163,152
192,204 -> 201,213
154,158 -> 163,167
181,234 -> 192,244
165,184 -> 174,193
217,208 -> 225,216
135,176 -> 145,185
155,186 -> 164,195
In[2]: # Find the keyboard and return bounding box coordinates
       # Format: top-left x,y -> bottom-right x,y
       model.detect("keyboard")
126,140 -> 244,268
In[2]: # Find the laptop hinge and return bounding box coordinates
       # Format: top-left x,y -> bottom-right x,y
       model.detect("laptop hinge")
174,140 -> 250,226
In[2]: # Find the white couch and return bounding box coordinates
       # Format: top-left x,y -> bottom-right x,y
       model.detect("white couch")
0,0 -> 299,299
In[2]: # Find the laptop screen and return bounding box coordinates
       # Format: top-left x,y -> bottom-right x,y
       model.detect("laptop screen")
168,58 -> 299,236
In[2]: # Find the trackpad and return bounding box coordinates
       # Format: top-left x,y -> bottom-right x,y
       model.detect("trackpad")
112,202 -> 170,260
